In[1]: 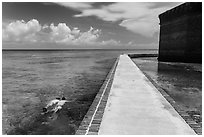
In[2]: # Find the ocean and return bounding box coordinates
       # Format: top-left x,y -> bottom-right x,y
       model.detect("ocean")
2,49 -> 157,135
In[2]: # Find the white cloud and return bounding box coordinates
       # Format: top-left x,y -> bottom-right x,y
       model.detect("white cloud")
3,19 -> 119,46
101,39 -> 120,46
49,23 -> 73,43
55,2 -> 93,9
71,27 -> 80,36
75,3 -> 153,21
74,27 -> 100,43
3,19 -> 41,42
120,17 -> 158,37
60,2 -> 179,37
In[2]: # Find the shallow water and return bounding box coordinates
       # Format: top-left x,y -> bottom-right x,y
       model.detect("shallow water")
2,49 -> 157,134
132,57 -> 202,124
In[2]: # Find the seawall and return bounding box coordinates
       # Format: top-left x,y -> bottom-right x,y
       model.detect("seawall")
75,56 -> 119,135
76,54 -> 199,135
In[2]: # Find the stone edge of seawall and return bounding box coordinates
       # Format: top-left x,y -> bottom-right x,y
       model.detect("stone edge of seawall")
75,57 -> 119,135
129,53 -> 202,135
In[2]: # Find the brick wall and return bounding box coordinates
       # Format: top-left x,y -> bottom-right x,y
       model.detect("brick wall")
158,2 -> 202,63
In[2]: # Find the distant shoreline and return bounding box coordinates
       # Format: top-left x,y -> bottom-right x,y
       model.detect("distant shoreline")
2,49 -> 158,51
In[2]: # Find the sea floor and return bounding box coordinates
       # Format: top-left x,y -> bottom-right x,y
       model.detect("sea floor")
132,57 -> 202,126
2,50 -> 118,135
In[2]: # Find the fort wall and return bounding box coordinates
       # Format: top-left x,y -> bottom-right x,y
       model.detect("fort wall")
158,2 -> 202,63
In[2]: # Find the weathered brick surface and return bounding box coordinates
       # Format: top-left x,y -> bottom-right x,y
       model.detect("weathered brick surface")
87,132 -> 98,135
75,130 -> 86,135
158,2 -> 202,63
94,114 -> 103,120
92,120 -> 101,124
78,125 -> 89,130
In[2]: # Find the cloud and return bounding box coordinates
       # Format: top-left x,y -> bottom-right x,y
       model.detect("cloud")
49,23 -> 73,43
57,2 -> 179,37
3,19 -> 120,46
101,39 -> 120,46
55,2 -> 93,9
73,27 -> 100,43
120,17 -> 158,37
3,19 -> 41,42
74,3 -> 152,21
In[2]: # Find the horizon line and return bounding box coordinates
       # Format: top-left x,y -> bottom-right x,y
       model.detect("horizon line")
2,48 -> 158,51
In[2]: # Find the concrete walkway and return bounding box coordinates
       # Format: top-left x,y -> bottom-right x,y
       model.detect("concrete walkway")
98,54 -> 196,135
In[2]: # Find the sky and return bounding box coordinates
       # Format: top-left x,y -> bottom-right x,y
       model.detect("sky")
2,2 -> 182,49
